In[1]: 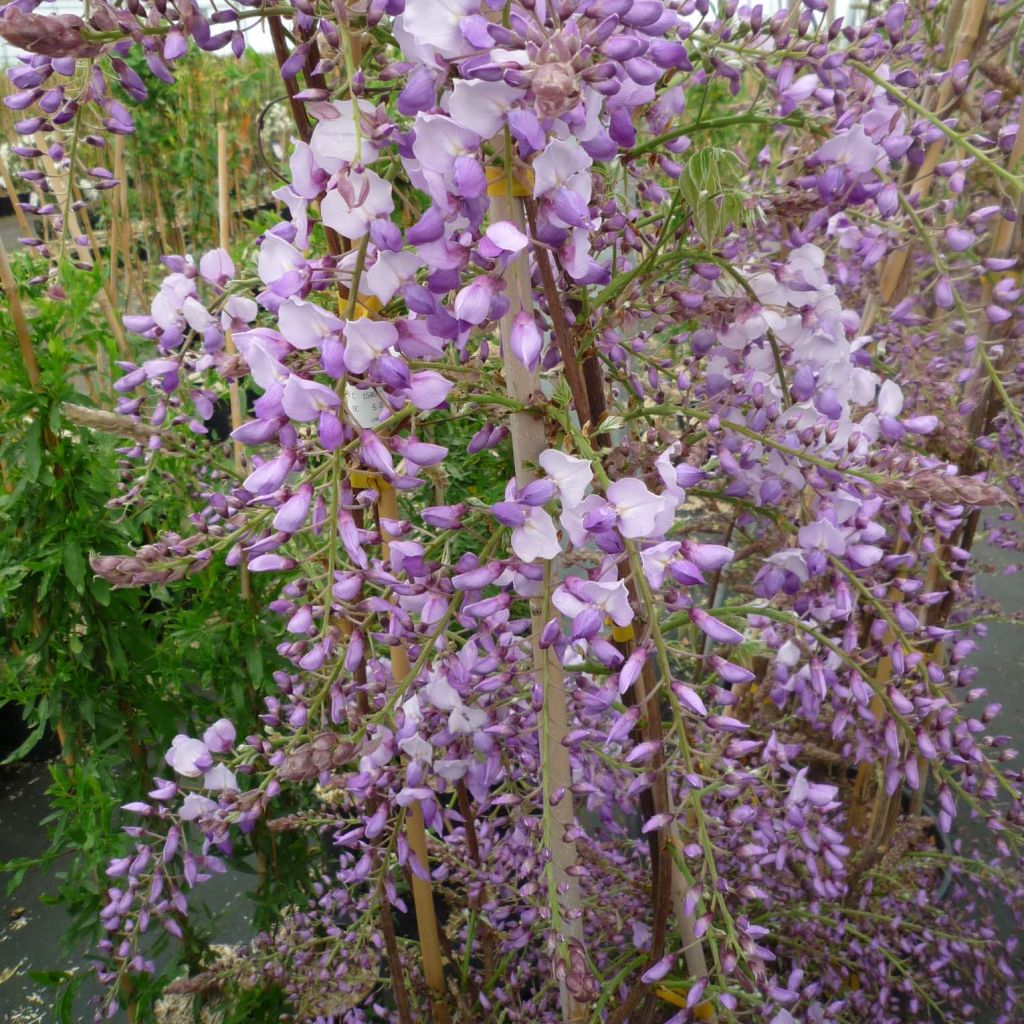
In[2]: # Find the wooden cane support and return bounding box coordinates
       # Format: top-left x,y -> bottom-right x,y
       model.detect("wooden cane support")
34,136 -> 129,363
217,123 -> 251,601
376,480 -> 451,1024
489,173 -> 587,1024
861,0 -> 989,334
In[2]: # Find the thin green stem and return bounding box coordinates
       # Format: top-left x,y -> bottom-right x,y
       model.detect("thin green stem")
850,61 -> 1024,192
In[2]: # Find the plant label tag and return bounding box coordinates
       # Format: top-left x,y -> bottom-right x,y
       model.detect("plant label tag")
346,387 -> 386,428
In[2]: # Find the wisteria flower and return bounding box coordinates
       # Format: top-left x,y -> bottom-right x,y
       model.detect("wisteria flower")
278,298 -> 343,350
202,719 -> 235,753
510,505 -> 561,563
343,318 -> 398,373
814,123 -> 884,174
553,577 -> 634,629
321,169 -> 394,240
603,477 -> 677,539
282,375 -> 341,422
540,449 -> 594,507
165,735 -> 212,778
309,99 -> 379,171
449,79 -> 524,139
399,0 -> 480,60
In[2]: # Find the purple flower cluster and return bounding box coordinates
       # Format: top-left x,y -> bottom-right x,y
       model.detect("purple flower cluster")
7,0 -> 1024,1021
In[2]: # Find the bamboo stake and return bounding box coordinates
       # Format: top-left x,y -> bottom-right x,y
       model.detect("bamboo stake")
1,157 -> 31,237
1,238 -> 76,769
861,0 -> 988,334
218,123 -> 251,600
34,137 -> 129,360
71,182 -> 107,272
0,237 -> 41,389
113,135 -> 131,310
491,182 -> 587,1024
377,481 -> 451,1024
150,178 -> 174,256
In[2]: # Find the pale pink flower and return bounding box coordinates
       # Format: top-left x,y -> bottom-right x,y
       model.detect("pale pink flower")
539,449 -> 593,507
165,735 -> 212,778
321,169 -> 394,240
511,506 -> 561,563
343,318 -> 398,373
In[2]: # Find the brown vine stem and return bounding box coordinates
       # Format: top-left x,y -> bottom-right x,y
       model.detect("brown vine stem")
534,189 -> 713,1018
265,12 -> 348,272
523,198 -> 592,427
455,778 -> 497,989
0,237 -> 41,390
266,15 -> 314,145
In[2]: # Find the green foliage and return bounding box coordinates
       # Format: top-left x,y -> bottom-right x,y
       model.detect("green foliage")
412,411 -> 515,562
110,50 -> 285,260
0,254 -> 284,1012
679,146 -> 750,248
0,260 -> 136,758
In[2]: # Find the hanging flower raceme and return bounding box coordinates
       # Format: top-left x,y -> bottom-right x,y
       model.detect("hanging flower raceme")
5,1 -> 1022,1022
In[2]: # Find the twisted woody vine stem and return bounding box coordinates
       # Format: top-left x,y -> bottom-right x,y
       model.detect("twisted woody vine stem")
4,0 -> 1024,1021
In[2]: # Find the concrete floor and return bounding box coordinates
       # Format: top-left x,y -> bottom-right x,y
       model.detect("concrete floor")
0,759 -> 255,1022
1,206 -> 26,251
0,762 -> 97,1023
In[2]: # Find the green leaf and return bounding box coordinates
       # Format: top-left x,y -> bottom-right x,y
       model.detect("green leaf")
23,419 -> 43,482
90,575 -> 111,607
679,146 -> 749,247
2,716 -> 46,764
244,644 -> 264,685
3,857 -> 37,895
28,969 -> 72,986
62,540 -> 86,593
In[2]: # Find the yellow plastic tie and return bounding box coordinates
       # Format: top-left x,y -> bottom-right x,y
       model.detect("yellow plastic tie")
336,293 -> 382,319
654,986 -> 686,1009
611,622 -> 636,643
354,294 -> 382,319
654,988 -> 714,1019
349,470 -> 383,491
485,165 -> 534,198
